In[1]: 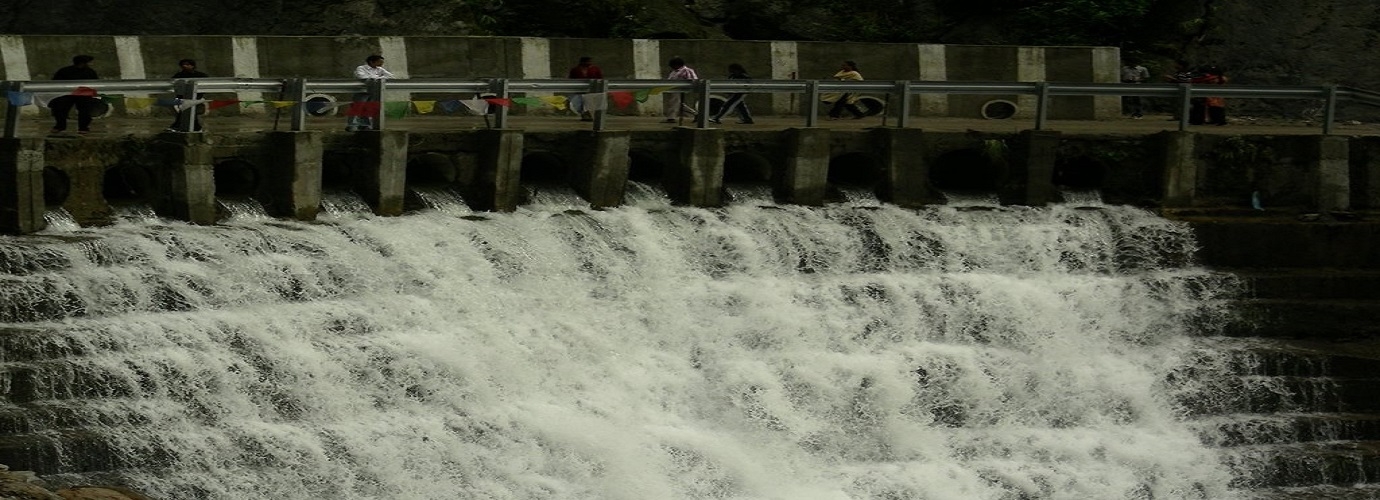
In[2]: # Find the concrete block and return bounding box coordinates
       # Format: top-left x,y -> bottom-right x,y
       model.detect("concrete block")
778,128 -> 829,206
871,128 -> 941,207
472,129 -> 524,212
1313,135 -> 1350,211
1160,131 -> 1198,207
571,130 -> 631,209
669,127 -> 724,207
267,131 -> 323,220
0,138 -> 46,234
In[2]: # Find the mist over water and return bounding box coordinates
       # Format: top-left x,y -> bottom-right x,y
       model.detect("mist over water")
0,198 -> 1242,499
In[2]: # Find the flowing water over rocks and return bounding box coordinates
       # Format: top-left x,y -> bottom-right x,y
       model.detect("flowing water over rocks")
0,195 -> 1370,499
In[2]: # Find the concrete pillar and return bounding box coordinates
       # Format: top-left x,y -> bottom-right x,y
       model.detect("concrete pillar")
1312,135 -> 1350,211
471,129 -> 523,212
571,130 -> 630,209
1359,138 -> 1380,209
770,41 -> 800,115
266,131 -> 323,220
778,128 -> 830,205
916,44 -> 948,117
1090,47 -> 1122,120
0,138 -> 46,234
1015,47 -> 1046,120
1001,129 -> 1060,206
159,134 -> 217,224
871,128 -> 941,207
356,130 -> 408,216
668,127 -> 724,207
1159,131 -> 1198,207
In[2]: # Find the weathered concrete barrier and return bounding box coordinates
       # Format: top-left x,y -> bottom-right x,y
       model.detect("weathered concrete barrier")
2,127 -> 1375,234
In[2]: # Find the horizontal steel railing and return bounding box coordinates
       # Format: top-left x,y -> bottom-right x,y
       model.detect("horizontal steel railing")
5,77 -> 1380,137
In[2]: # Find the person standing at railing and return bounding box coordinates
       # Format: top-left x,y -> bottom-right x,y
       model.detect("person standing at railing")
709,63 -> 754,125
167,59 -> 209,132
824,60 -> 865,120
663,56 -> 699,124
48,55 -> 99,136
348,55 -> 394,131
1120,59 -> 1150,119
567,56 -> 604,122
1191,66 -> 1229,125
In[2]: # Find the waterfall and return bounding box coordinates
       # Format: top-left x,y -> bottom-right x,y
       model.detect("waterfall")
0,202 -> 1244,499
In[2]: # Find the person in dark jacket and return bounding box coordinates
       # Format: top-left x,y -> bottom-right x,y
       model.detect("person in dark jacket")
168,59 -> 209,132
709,63 -> 754,125
49,55 -> 99,135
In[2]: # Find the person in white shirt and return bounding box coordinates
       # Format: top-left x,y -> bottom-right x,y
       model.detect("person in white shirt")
348,55 -> 395,131
662,57 -> 699,123
1120,59 -> 1150,119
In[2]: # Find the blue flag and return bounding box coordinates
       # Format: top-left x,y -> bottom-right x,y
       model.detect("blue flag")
7,91 -> 33,106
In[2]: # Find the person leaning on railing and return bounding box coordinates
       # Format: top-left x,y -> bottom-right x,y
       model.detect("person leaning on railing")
48,55 -> 99,136
348,54 -> 394,132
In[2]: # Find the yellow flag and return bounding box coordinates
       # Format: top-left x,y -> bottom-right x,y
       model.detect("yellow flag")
125,97 -> 156,110
270,101 -> 296,109
413,100 -> 436,114
537,95 -> 569,110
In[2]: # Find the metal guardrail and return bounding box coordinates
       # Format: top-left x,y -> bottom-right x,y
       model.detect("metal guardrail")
4,77 -> 1377,138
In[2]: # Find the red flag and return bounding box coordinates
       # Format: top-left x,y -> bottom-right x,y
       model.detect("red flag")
71,86 -> 98,97
346,101 -> 380,117
208,99 -> 240,111
483,98 -> 512,108
609,91 -> 635,109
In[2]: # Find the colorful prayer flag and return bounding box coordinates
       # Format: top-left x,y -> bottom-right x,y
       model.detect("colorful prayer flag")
270,100 -> 298,109
346,101 -> 380,116
510,97 -> 543,107
384,101 -> 409,118
537,95 -> 569,110
174,99 -> 208,112
125,98 -> 156,110
581,92 -> 607,112
208,99 -> 240,111
6,91 -> 32,106
483,98 -> 512,108
438,100 -> 463,114
459,99 -> 488,115
609,91 -> 635,109
413,100 -> 436,114
71,86 -> 98,97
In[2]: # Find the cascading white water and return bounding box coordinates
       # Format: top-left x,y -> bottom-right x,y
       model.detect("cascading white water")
0,198 -> 1244,499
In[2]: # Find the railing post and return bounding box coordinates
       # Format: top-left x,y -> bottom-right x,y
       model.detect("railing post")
1323,85 -> 1339,135
3,81 -> 21,139
1034,82 -> 1050,130
894,80 -> 913,128
173,79 -> 198,132
368,78 -> 386,131
285,78 -> 307,132
805,80 -> 820,127
1177,83 -> 1192,132
591,79 -> 607,131
695,79 -> 711,128
491,78 -> 509,129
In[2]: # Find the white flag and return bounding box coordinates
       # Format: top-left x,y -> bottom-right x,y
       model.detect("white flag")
581,92 -> 608,111
174,99 -> 207,112
460,98 -> 489,115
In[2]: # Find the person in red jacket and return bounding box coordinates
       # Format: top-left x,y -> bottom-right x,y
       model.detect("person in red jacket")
566,56 -> 604,121
1190,66 -> 1229,125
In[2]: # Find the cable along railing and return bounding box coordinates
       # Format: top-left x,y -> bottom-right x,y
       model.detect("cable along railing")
5,77 -> 1379,138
